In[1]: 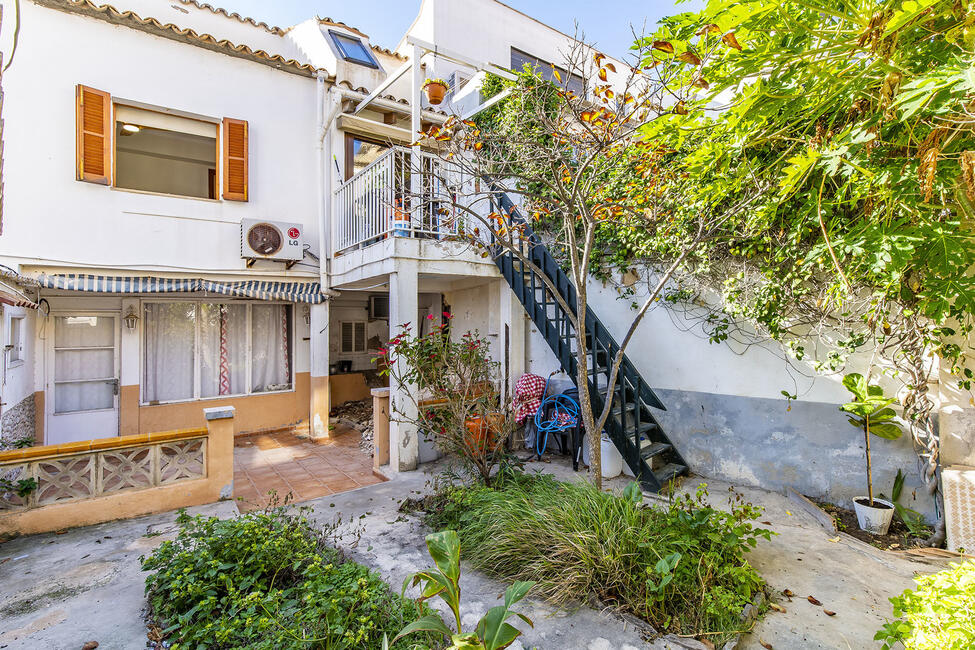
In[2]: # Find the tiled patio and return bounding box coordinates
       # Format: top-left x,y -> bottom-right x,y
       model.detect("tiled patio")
233,424 -> 383,511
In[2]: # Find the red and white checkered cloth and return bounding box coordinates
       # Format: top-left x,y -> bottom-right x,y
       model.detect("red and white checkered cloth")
513,373 -> 546,424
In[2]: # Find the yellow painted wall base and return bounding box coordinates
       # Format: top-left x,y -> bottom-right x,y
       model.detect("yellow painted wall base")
119,372 -> 311,436
329,373 -> 374,406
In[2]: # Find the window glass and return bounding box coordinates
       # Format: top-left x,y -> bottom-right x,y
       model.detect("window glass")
251,304 -> 292,393
143,302 -> 293,402
341,321 -> 366,353
349,137 -> 389,179
8,317 -> 23,363
331,31 -> 379,67
114,106 -> 217,199
510,48 -> 585,96
144,303 -> 196,403
200,304 -> 248,398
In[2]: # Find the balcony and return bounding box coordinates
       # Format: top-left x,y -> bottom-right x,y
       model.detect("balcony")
333,146 -> 462,255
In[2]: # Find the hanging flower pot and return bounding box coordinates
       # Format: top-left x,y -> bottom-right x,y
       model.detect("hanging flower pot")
423,78 -> 448,105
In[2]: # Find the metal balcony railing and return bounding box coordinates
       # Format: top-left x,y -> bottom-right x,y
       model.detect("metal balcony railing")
332,146 -> 464,254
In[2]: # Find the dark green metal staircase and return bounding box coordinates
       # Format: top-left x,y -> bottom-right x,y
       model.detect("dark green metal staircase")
489,188 -> 688,493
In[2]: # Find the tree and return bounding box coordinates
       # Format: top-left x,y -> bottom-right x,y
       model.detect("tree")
410,35 -> 759,487
587,0 -> 974,543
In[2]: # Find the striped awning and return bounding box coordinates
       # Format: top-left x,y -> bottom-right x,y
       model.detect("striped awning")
34,274 -> 326,303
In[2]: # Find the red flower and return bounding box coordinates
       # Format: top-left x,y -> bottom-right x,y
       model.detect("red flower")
427,314 -> 435,320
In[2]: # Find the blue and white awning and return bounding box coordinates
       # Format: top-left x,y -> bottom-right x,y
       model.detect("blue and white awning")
34,274 -> 326,304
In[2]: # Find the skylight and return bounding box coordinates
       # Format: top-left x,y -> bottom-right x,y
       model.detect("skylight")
330,31 -> 380,69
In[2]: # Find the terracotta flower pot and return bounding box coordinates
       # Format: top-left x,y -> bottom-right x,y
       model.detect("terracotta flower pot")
424,82 -> 447,105
464,415 -> 499,454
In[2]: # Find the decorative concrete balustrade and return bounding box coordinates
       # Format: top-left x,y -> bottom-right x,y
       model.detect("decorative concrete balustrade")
0,406 -> 236,537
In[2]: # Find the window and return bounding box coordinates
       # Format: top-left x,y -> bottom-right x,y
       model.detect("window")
340,321 -> 366,354
114,105 -> 218,199
143,302 -> 293,404
75,85 -> 249,201
510,48 -> 585,96
7,315 -> 23,364
329,30 -> 380,68
345,134 -> 390,180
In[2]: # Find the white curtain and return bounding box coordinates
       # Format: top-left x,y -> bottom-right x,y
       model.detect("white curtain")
251,304 -> 290,392
144,303 -> 195,402
200,304 -> 247,398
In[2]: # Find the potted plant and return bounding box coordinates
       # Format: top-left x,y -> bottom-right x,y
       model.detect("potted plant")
839,373 -> 904,535
422,78 -> 449,105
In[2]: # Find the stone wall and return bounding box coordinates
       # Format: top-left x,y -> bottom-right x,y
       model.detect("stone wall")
1,395 -> 35,448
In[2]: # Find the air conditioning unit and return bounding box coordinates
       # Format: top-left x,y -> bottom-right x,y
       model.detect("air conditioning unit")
241,219 -> 303,266
368,294 -> 389,321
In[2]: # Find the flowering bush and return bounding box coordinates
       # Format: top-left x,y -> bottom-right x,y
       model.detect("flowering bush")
378,314 -> 514,486
141,507 -> 434,649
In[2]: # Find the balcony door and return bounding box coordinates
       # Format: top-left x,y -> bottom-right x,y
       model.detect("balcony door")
345,134 -> 390,180
46,313 -> 120,444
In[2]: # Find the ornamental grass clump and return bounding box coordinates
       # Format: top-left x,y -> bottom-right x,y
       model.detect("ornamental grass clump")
141,507 -> 435,649
427,473 -> 770,645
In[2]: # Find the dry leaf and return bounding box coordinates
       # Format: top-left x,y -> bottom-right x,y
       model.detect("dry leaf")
760,640 -> 773,650
827,536 -> 840,543
722,32 -> 743,50
652,40 -> 675,54
808,596 -> 823,606
697,23 -> 721,36
824,609 -> 837,616
769,602 -> 787,613
677,51 -> 702,66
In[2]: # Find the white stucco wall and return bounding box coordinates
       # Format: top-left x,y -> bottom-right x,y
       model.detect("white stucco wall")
0,1 -> 320,276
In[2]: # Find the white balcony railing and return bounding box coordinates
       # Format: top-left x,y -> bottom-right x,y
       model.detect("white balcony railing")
333,146 -> 463,254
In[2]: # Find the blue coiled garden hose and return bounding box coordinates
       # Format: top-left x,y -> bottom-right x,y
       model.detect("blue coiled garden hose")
533,377 -> 580,457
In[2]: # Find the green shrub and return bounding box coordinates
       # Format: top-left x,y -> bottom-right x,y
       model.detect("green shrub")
876,560 -> 975,650
141,508 -> 434,649
425,473 -> 770,645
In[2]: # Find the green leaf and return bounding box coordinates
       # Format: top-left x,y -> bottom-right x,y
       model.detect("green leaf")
842,373 -> 868,400
425,530 -> 462,584
869,422 -> 903,440
393,614 -> 454,644
503,581 -> 534,608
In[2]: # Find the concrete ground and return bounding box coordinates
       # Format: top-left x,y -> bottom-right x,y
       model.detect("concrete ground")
0,453 -> 948,650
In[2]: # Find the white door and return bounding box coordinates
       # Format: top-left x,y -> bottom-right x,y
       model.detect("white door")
47,314 -> 120,444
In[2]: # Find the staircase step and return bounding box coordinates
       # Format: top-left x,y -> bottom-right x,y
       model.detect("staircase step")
633,421 -> 659,436
639,440 -> 671,460
653,463 -> 686,485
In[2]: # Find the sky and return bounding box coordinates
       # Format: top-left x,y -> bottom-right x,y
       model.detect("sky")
217,1 -> 695,60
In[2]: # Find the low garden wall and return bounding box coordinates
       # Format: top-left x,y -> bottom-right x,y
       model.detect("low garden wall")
0,406 -> 236,537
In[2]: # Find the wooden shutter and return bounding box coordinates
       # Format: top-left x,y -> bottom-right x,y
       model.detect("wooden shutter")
75,85 -> 111,184
222,117 -> 248,201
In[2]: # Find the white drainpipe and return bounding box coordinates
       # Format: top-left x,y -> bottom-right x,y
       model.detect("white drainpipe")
316,73 -> 343,298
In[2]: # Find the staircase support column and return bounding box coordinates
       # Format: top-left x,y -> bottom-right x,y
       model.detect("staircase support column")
500,283 -> 526,402
389,261 -> 420,471
309,301 -> 331,439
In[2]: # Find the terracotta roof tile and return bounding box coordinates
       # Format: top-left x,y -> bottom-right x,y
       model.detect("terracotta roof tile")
35,0 -> 323,77
175,0 -> 285,35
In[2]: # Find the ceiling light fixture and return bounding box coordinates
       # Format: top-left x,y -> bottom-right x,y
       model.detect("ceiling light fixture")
121,123 -> 141,133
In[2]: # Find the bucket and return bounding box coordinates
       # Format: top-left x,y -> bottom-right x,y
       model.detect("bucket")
582,435 -> 623,478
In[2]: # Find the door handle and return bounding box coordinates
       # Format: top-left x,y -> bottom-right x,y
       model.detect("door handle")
108,378 -> 120,396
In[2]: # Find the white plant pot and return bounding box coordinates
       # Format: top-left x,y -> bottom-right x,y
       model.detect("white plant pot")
853,496 -> 895,535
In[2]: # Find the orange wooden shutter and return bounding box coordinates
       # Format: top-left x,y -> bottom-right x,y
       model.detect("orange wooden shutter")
222,117 -> 248,201
75,85 -> 111,185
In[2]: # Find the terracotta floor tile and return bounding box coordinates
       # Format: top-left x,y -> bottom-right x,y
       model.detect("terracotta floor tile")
234,430 -> 383,504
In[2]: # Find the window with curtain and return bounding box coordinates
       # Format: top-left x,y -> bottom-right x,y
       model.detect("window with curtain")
143,302 -> 293,403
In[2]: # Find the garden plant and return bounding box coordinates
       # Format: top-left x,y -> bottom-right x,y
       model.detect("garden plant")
393,530 -> 535,650
379,318 -> 515,486
141,507 -> 436,649
876,559 -> 975,650
424,472 -> 771,646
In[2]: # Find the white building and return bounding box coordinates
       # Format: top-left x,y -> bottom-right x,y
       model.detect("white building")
0,0 -> 959,518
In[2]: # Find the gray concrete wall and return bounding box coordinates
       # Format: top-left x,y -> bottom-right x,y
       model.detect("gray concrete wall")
654,387 -> 937,521
0,394 -> 35,448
